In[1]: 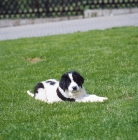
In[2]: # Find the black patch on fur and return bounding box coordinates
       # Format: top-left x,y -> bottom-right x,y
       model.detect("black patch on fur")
59,73 -> 71,91
34,82 -> 44,96
46,80 -> 56,85
56,88 -> 75,102
71,71 -> 84,87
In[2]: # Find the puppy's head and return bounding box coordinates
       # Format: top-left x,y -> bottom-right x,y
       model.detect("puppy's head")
59,71 -> 84,92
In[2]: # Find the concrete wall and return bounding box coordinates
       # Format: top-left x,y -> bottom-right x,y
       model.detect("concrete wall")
0,8 -> 138,28
84,8 -> 138,18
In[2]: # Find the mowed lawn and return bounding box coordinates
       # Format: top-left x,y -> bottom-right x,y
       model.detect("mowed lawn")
0,27 -> 138,140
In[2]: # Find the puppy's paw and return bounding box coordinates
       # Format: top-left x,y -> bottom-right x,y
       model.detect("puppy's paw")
103,97 -> 108,100
100,97 -> 108,102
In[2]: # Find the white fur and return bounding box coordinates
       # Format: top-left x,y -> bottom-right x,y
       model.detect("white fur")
27,72 -> 108,103
68,73 -> 80,92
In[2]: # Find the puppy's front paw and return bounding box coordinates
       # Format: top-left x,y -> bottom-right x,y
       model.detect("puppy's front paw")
100,97 -> 108,102
103,97 -> 108,100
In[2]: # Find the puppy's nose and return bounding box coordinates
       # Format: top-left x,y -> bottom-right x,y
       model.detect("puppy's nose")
72,86 -> 77,91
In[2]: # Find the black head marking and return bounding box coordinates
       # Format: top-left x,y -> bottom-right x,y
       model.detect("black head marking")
59,73 -> 71,91
71,71 -> 84,87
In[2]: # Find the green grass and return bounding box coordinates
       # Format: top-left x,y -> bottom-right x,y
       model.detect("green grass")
0,26 -> 138,140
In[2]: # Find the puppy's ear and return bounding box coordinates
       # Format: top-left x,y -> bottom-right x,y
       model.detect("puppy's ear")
79,74 -> 84,86
77,73 -> 84,87
73,71 -> 84,87
59,74 -> 68,91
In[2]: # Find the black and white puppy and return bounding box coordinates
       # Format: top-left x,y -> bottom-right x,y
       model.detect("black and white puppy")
27,71 -> 108,103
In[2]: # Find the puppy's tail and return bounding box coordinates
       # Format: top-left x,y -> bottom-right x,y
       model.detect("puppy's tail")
27,90 -> 34,97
